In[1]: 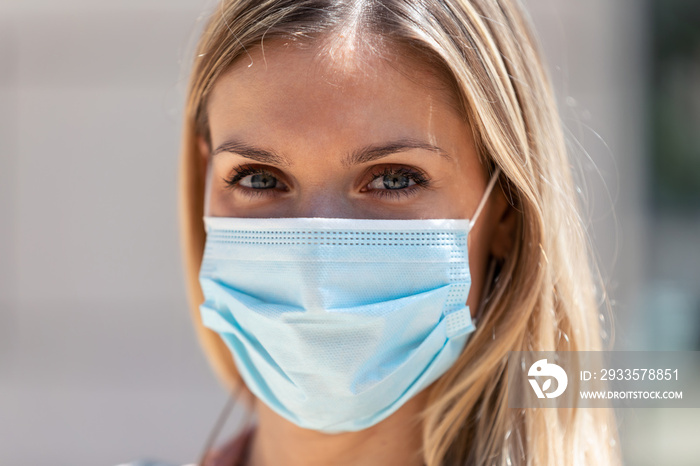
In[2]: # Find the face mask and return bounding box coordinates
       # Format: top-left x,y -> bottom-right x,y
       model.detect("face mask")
198,166 -> 501,433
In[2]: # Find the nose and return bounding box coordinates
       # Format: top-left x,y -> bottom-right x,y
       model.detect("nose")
289,190 -> 355,218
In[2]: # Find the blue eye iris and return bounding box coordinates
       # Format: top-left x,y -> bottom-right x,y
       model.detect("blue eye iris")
372,173 -> 416,190
245,173 -> 277,189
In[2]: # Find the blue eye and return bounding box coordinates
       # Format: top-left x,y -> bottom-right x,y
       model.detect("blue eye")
223,165 -> 288,198
365,166 -> 430,200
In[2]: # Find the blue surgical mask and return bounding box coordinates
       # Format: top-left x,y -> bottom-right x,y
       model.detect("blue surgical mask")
198,167 -> 501,433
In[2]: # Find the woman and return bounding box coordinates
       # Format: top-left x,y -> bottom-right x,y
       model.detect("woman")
179,0 -> 622,465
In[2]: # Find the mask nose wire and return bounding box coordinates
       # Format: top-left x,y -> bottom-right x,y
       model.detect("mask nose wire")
469,166 -> 502,230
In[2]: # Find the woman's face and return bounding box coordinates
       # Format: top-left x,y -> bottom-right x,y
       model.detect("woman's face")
201,38 -> 512,317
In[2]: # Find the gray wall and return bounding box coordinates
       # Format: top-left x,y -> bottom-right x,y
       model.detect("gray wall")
0,2 -> 245,465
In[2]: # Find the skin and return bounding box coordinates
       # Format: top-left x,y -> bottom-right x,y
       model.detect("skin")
198,36 -> 517,466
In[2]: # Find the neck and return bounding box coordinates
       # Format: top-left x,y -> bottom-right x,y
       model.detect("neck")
246,390 -> 429,466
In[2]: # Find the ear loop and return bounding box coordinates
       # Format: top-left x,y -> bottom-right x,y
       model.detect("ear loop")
469,165 -> 501,230
469,166 -> 503,327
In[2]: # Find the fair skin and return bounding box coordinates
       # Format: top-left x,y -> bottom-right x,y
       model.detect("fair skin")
199,36 -> 516,466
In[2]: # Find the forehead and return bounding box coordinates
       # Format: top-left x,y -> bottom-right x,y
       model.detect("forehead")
205,38 -> 466,150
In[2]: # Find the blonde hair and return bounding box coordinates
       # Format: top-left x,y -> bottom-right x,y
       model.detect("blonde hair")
178,1 -> 622,464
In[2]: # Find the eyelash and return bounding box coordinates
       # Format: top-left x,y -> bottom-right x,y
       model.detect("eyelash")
223,164 -> 431,200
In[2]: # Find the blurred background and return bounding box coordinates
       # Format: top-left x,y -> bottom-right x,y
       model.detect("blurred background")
0,0 -> 698,464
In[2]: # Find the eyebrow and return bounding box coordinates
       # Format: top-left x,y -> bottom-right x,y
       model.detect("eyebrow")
211,138 -> 452,167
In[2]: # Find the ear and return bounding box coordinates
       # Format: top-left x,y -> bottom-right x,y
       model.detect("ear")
488,183 -> 518,259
